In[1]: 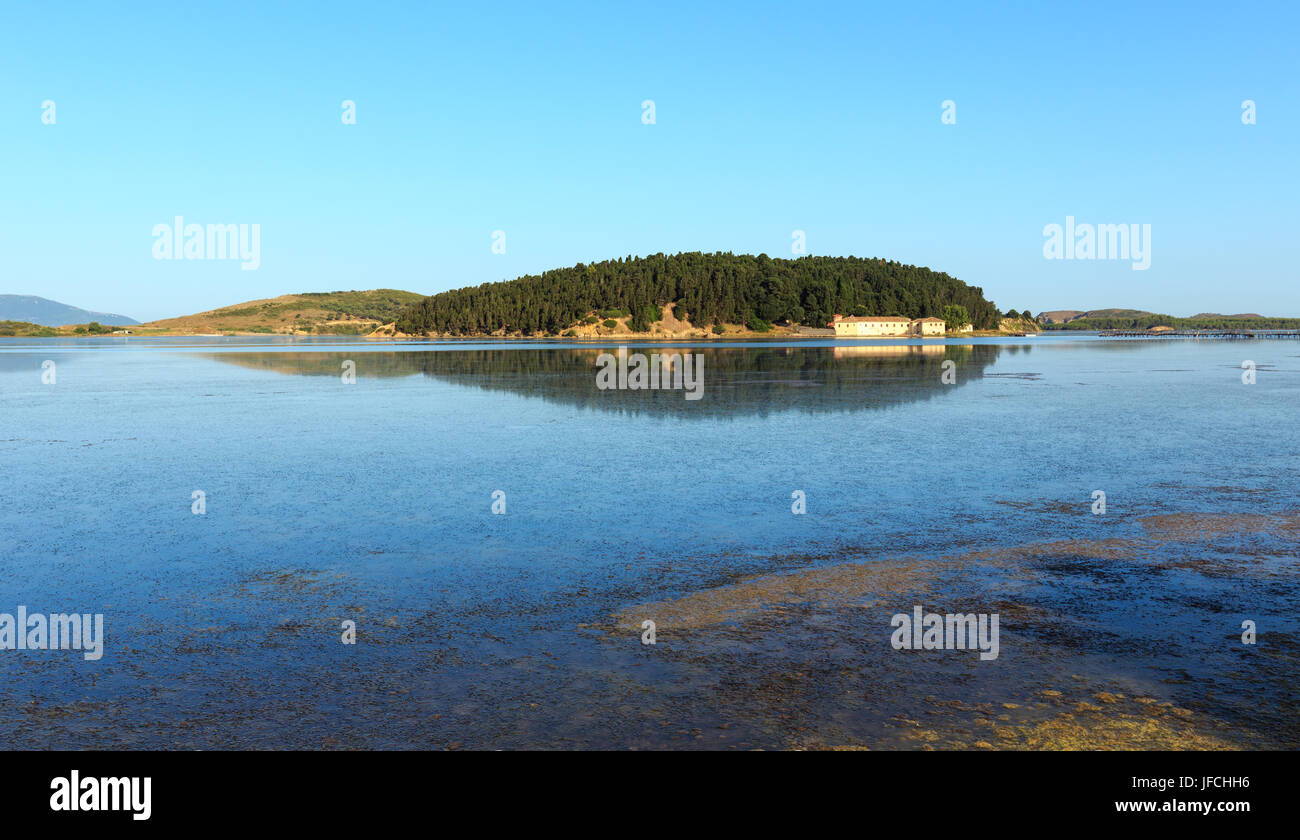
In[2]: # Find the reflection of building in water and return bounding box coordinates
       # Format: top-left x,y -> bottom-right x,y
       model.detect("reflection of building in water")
832,344 -> 946,358
830,315 -> 947,337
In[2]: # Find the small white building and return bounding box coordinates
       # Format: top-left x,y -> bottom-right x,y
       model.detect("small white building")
829,315 -> 911,337
910,317 -> 945,336
829,314 -> 947,337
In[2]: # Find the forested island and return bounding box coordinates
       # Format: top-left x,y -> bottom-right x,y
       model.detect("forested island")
393,252 -> 1002,337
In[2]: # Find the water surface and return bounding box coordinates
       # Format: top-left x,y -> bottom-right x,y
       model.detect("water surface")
1,335 -> 1296,748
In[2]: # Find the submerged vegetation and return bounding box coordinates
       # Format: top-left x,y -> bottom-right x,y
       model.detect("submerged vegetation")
395,252 -> 1002,336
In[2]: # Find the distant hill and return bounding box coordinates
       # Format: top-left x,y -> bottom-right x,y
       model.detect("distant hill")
1038,308 -> 1300,331
1037,310 -> 1087,325
137,289 -> 424,335
0,295 -> 139,326
1037,308 -> 1156,324
395,252 -> 1002,336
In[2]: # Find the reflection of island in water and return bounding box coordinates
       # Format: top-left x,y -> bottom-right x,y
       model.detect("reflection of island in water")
204,344 -> 1015,418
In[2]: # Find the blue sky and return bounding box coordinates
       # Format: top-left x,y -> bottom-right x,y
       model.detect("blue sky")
1,0 -> 1296,321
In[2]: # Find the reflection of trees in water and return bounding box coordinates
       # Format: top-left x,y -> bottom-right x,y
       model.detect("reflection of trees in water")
205,343 -> 1010,418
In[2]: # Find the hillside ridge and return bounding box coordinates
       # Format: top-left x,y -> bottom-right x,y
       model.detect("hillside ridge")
0,294 -> 139,326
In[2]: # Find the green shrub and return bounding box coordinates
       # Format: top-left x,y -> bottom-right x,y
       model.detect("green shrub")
746,315 -> 772,332
601,319 -> 618,329
712,324 -> 725,335
942,304 -> 970,331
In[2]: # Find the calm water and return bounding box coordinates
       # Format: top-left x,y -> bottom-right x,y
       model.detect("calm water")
1,334 -> 1297,748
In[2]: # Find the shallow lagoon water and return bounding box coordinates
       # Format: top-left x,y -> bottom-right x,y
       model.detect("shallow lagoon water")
1,334 -> 1296,748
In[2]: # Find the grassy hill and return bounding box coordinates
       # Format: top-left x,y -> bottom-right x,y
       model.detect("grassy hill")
0,320 -> 61,337
1038,308 -> 1156,325
134,289 -> 423,335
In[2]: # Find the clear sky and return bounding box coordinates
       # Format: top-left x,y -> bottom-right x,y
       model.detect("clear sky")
2,1 -> 1296,321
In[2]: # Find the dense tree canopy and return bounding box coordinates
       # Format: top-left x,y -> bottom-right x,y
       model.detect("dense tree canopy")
395,252 -> 1002,335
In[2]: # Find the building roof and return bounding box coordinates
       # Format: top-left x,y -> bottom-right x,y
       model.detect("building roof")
911,317 -> 945,322
832,315 -> 910,322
